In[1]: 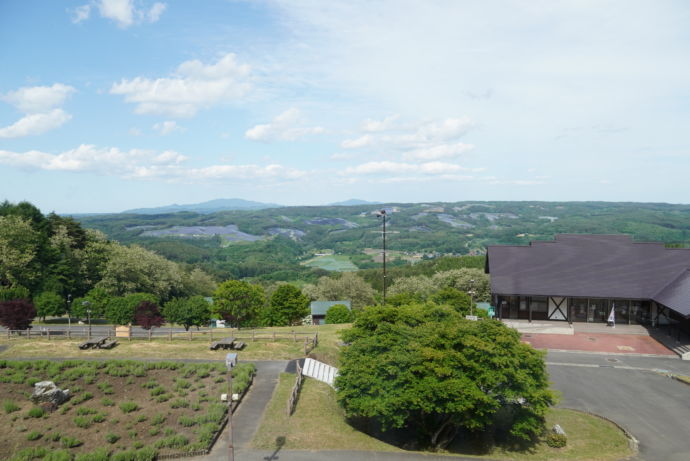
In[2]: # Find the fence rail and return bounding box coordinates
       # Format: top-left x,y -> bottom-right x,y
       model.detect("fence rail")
287,360 -> 303,416
4,328 -> 318,348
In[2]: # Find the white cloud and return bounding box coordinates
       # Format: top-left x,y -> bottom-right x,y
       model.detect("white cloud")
361,114 -> 399,132
343,161 -> 468,175
153,120 -> 183,135
245,108 -> 324,141
393,117 -> 473,146
2,83 -> 75,113
98,0 -> 134,27
72,4 -> 91,23
0,145 -> 305,183
111,53 -> 251,117
402,142 -> 474,161
146,2 -> 166,22
0,110 -> 72,138
341,134 -> 373,149
0,84 -> 75,138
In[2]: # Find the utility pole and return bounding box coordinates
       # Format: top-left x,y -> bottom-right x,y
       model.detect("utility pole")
226,353 -> 237,461
377,210 -> 388,305
67,294 -> 72,334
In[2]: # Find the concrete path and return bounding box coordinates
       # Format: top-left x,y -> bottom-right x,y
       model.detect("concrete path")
205,361 -> 287,459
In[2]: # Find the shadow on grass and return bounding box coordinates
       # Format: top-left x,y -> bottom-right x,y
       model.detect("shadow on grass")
346,417 -> 539,457
263,436 -> 286,460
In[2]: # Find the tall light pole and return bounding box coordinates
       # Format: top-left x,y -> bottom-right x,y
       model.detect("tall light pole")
225,353 -> 237,461
83,301 -> 92,339
376,209 -> 388,305
66,294 -> 72,334
469,279 -> 475,316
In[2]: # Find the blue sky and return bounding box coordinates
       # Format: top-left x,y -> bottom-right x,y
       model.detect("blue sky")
1,0 -> 690,213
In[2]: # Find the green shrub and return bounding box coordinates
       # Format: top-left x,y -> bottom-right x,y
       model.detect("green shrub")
149,386 -> 165,397
197,422 -> 219,445
174,378 -> 191,390
132,441 -> 144,449
27,377 -> 41,387
170,398 -> 189,409
4,400 -> 20,413
73,415 -> 92,428
49,432 -> 62,442
163,427 -> 175,436
135,414 -> 147,423
154,434 -> 189,449
71,392 -> 93,404
26,430 -> 42,441
101,397 -> 114,407
43,450 -> 72,461
75,447 -> 110,461
178,415 -> 196,427
61,435 -> 82,448
154,393 -> 170,403
105,432 -> 120,444
119,401 -> 139,413
128,430 -> 137,439
545,432 -> 567,448
76,407 -> 97,415
97,381 -> 114,395
109,446 -> 157,461
27,407 -> 44,418
10,446 -> 48,460
191,401 -> 202,411
142,380 -> 158,389
92,412 -> 106,423
152,413 -> 166,425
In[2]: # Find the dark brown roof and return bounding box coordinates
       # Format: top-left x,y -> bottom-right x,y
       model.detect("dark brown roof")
486,234 -> 690,317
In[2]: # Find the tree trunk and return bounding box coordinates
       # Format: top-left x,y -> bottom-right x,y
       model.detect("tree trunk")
429,416 -> 458,451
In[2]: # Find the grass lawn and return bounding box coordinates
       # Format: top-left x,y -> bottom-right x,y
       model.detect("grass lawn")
0,359 -> 255,460
0,324 -> 349,362
301,254 -> 358,272
253,374 -> 633,460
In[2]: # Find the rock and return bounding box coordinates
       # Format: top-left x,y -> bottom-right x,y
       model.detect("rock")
552,424 -> 566,436
31,381 -> 70,406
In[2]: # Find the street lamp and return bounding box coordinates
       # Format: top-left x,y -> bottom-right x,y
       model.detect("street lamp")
225,352 -> 238,461
376,209 -> 388,305
66,294 -> 72,333
469,279 -> 476,317
82,301 -> 92,339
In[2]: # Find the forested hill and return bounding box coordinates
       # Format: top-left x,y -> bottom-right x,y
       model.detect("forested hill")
74,201 -> 690,283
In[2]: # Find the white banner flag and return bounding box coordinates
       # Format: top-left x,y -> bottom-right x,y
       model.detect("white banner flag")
608,303 -> 615,326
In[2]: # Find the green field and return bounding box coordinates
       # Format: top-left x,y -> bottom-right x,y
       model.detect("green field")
301,254 -> 358,271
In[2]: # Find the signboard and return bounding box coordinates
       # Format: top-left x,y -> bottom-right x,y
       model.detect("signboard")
225,353 -> 238,369
465,315 -> 479,321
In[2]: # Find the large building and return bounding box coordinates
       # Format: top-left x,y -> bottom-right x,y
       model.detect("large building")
486,234 -> 690,326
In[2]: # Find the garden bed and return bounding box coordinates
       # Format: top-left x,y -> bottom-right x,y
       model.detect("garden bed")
0,359 -> 255,460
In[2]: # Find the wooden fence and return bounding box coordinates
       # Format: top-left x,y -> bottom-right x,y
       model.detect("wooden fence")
4,328 -> 318,348
287,360 -> 303,416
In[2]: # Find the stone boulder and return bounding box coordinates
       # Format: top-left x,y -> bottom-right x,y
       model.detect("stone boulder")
31,381 -> 70,406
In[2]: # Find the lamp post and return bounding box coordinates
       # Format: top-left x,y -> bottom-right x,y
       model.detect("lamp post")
82,301 -> 92,339
376,209 -> 388,305
225,353 -> 237,461
469,279 -> 476,316
66,294 -> 72,334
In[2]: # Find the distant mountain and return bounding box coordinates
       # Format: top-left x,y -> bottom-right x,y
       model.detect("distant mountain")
329,199 -> 382,206
123,198 -> 283,214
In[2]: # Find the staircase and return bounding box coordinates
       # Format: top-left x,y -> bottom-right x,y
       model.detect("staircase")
302,358 -> 338,387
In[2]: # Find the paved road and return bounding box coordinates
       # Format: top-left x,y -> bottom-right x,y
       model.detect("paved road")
547,351 -> 690,461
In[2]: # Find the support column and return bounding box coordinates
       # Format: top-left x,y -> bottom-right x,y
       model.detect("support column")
528,297 -> 532,323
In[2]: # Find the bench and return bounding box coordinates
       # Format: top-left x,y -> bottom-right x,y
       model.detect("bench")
232,341 -> 246,350
210,337 -> 235,350
99,339 -> 118,349
77,336 -> 108,350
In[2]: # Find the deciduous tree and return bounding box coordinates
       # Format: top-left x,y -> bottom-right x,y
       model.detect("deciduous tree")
0,299 -> 37,330
134,300 -> 165,330
105,293 -> 158,326
162,296 -> 211,331
303,273 -> 375,310
264,284 -> 309,326
212,280 -> 265,327
34,292 -> 65,321
324,303 -> 353,324
336,303 -> 554,450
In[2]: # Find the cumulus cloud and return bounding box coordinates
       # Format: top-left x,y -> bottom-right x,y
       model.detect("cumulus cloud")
146,2 -> 166,22
111,53 -> 251,117
402,142 -> 474,161
0,84 -> 75,138
153,120 -> 183,135
0,145 -> 305,183
2,83 -> 75,113
0,110 -> 72,138
72,4 -> 91,23
361,114 -> 399,132
341,134 -> 373,149
245,108 -> 324,142
343,161 -> 469,175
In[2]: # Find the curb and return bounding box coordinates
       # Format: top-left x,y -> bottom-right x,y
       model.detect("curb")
562,407 -> 638,458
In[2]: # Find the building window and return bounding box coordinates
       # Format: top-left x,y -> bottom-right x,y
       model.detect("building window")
531,296 -> 548,320
589,298 -> 609,323
571,298 -> 588,322
613,299 -> 629,324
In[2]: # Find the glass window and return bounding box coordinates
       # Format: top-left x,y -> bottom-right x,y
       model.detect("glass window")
613,299 -> 629,324
531,296 -> 548,320
589,298 -> 609,323
630,301 -> 651,325
571,298 -> 588,322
